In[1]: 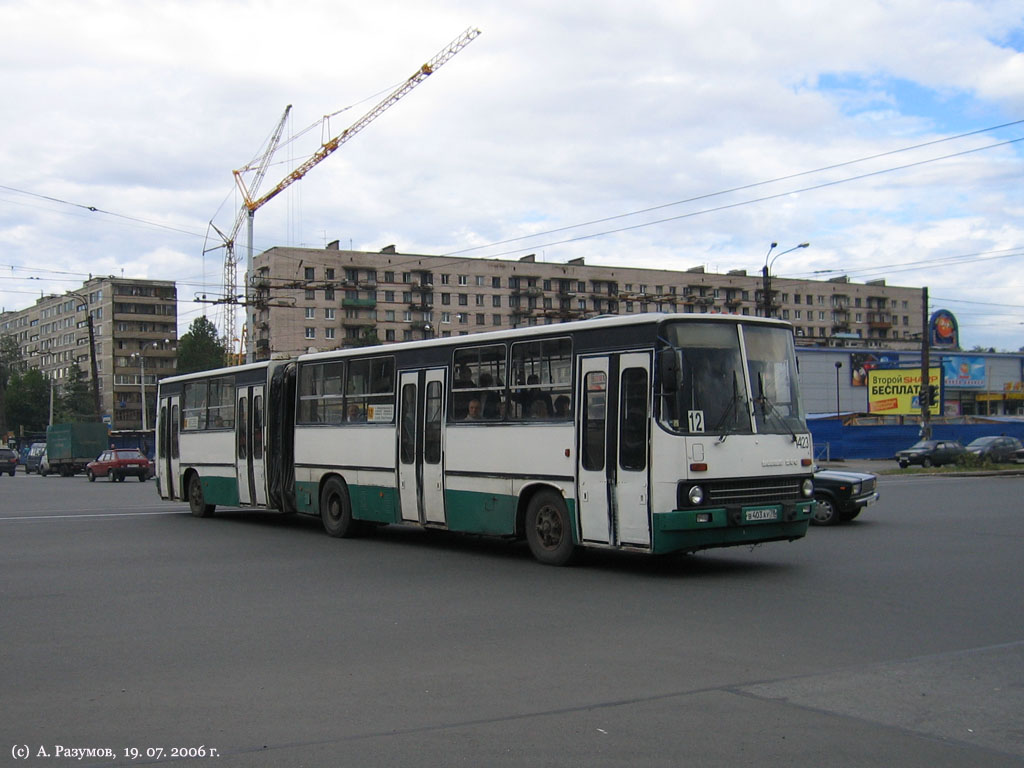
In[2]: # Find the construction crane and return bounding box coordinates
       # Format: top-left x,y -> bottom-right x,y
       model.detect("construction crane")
206,104 -> 292,353
234,26 -> 481,362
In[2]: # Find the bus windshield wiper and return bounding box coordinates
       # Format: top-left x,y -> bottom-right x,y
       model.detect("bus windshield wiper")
712,371 -> 744,441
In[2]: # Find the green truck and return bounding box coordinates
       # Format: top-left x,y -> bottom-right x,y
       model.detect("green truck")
43,423 -> 109,477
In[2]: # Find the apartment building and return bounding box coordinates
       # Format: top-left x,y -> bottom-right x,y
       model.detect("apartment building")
0,276 -> 177,430
250,243 -> 924,360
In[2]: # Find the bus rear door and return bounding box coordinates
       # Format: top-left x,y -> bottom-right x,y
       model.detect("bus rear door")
157,394 -> 180,500
398,369 -> 447,525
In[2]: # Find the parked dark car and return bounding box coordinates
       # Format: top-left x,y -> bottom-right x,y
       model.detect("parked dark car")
86,449 -> 153,482
0,447 -> 17,476
812,468 -> 879,525
965,435 -> 1023,463
895,439 -> 966,468
24,442 -> 46,474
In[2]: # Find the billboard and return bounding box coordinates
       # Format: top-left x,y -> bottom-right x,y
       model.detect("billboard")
942,356 -> 985,389
929,309 -> 959,348
850,352 -> 901,387
867,368 -> 941,415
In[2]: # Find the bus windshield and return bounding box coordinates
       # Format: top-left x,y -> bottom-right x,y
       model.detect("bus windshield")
743,324 -> 806,435
657,321 -> 805,436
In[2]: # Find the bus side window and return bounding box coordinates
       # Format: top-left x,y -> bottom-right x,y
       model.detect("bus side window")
582,372 -> 606,471
237,397 -> 247,460
253,395 -> 263,459
619,368 -> 648,472
400,384 -> 416,465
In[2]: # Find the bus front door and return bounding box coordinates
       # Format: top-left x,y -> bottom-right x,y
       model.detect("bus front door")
235,385 -> 267,507
398,369 -> 447,526
576,353 -> 651,548
158,395 -> 180,500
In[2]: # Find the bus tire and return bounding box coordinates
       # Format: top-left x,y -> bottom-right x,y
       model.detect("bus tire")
320,477 -> 360,538
188,474 -> 215,517
525,490 -> 576,566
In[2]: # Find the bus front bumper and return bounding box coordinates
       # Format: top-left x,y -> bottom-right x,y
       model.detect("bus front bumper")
651,500 -> 814,555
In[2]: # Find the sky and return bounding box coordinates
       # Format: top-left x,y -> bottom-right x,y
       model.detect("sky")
2,0 -> 1023,352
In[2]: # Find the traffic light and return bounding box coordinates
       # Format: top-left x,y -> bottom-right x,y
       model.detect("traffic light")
929,385 -> 939,405
919,386 -> 929,407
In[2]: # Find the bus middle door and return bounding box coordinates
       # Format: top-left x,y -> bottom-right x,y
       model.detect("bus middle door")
398,369 -> 447,526
235,385 -> 268,507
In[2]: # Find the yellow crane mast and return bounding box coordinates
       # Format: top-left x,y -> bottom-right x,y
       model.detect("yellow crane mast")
234,26 -> 481,362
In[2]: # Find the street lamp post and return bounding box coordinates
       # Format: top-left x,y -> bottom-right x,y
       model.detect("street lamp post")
131,340 -> 168,431
761,242 -> 810,317
834,361 -> 843,421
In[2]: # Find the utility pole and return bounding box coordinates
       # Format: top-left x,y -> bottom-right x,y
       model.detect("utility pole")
68,291 -> 102,420
920,286 -> 931,440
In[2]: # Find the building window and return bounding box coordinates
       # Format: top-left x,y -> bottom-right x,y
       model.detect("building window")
458,275 -> 468,286
305,307 -> 315,319
304,267 -> 315,280
325,328 -> 336,340
305,328 -> 315,339
325,308 -> 336,320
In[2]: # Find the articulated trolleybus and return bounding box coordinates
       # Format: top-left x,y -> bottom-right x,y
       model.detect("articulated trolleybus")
155,314 -> 815,565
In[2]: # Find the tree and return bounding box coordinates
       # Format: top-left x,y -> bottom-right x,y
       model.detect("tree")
55,363 -> 97,422
4,368 -> 49,437
0,334 -> 25,438
177,316 -> 228,374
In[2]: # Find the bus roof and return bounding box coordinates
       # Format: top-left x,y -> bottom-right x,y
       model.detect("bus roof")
158,313 -> 794,386
299,312 -> 793,363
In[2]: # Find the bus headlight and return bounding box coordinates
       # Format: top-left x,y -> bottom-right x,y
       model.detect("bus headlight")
688,485 -> 705,506
802,479 -> 814,497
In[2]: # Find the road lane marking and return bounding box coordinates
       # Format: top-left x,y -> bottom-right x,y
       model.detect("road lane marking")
0,509 -> 188,521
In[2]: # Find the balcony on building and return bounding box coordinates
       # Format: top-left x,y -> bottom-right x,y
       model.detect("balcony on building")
867,312 -> 892,329
342,296 -> 377,309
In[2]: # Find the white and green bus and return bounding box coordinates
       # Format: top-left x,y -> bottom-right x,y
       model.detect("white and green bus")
155,313 -> 815,565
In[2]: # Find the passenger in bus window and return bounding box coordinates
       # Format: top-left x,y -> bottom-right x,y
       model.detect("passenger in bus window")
554,395 -> 571,418
529,399 -> 550,419
464,399 -> 482,420
477,373 -> 503,419
347,403 -> 366,422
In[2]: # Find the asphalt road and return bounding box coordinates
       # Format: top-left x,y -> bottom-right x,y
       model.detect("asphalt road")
2,471 -> 1022,767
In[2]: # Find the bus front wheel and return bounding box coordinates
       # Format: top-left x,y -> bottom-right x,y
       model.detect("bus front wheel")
188,474 -> 215,518
525,491 -> 576,566
320,477 -> 360,538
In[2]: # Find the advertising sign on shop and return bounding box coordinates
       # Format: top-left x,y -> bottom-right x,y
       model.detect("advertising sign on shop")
867,368 -> 941,415
942,356 -> 985,389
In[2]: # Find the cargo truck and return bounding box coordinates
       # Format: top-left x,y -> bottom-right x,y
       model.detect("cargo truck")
42,423 -> 109,477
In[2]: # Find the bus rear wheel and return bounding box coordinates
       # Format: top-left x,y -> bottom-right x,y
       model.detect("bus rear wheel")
188,474 -> 215,517
525,490 -> 576,566
320,477 -> 361,538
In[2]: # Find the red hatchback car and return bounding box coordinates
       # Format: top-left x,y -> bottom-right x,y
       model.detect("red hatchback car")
86,449 -> 153,482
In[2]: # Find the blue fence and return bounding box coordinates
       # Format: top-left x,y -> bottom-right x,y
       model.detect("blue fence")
808,418 -> 1024,460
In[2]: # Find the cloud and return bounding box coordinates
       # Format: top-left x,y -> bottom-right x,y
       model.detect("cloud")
1,0 -> 1023,351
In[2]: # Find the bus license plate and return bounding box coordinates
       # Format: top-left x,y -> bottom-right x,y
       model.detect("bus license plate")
744,507 -> 779,523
